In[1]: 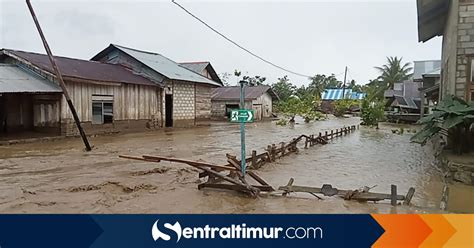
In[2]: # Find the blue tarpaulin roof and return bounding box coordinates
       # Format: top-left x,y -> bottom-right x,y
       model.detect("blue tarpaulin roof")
321,89 -> 366,100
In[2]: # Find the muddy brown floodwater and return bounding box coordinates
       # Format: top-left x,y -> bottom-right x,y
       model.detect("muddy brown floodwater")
0,117 -> 446,213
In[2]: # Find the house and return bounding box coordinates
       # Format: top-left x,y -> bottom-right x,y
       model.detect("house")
417,0 -> 474,101
384,60 -> 440,119
420,68 -> 441,116
320,89 -> 366,113
0,49 -> 161,137
91,44 -> 222,127
384,80 -> 423,114
210,85 -> 279,121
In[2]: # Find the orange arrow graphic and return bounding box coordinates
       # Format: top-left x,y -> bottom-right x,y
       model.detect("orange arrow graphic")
443,214 -> 474,248
419,215 -> 456,248
372,214 -> 432,248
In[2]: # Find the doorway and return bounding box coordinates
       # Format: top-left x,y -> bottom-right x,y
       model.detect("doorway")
0,95 -> 5,134
165,94 -> 173,127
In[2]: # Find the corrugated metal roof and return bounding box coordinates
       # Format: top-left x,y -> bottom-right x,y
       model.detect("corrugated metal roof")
3,49 -> 157,87
211,85 -> 278,101
321,89 -> 366,100
0,64 -> 62,93
179,62 -> 209,75
110,45 -> 221,87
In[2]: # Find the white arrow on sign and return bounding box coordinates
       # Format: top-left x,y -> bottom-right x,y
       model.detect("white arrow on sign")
247,111 -> 253,121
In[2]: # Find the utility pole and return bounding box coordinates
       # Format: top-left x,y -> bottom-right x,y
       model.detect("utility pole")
239,80 -> 247,177
26,0 -> 92,151
342,66 -> 348,99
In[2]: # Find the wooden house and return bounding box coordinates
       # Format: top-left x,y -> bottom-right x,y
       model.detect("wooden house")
210,85 -> 279,121
0,49 -> 161,137
91,44 -> 223,127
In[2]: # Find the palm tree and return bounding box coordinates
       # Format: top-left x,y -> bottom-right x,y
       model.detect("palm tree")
375,56 -> 413,90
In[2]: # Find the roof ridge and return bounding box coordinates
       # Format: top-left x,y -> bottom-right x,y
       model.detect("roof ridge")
5,49 -> 119,67
112,44 -> 162,56
179,61 -> 210,64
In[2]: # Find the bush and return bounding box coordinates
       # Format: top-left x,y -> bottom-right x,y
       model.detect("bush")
360,98 -> 385,126
333,99 -> 359,117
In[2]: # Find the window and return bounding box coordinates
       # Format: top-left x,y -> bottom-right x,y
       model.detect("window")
92,95 -> 113,124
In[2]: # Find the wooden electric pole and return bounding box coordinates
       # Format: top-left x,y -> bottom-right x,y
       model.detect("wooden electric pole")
26,0 -> 92,151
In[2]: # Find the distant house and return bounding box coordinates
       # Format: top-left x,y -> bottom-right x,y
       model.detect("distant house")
417,0 -> 474,101
320,89 -> 366,113
92,44 -> 222,127
420,68 -> 441,116
384,80 -> 423,114
0,49 -> 161,137
211,85 -> 279,121
384,60 -> 440,117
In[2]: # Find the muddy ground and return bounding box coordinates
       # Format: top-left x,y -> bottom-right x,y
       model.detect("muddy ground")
0,117 -> 446,213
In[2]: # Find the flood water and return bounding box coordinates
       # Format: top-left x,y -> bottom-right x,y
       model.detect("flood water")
0,117 -> 446,213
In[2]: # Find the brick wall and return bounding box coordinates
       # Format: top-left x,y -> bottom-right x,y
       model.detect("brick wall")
172,81 -> 195,127
456,1 -> 474,99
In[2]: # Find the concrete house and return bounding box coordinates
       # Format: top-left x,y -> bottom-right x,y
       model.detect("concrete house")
92,44 -> 223,127
417,0 -> 474,101
0,49 -> 161,137
211,85 -> 279,121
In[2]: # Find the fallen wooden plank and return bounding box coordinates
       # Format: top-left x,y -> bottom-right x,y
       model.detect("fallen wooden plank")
119,155 -> 161,162
141,155 -> 237,171
198,183 -> 274,192
278,185 -> 405,201
403,187 -> 415,205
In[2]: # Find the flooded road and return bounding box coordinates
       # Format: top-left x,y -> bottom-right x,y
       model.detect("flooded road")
0,117 -> 445,213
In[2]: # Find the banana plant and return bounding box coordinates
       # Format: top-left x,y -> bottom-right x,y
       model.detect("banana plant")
411,95 -> 474,154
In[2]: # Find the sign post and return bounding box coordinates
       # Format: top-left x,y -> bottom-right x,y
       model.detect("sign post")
228,81 -> 255,177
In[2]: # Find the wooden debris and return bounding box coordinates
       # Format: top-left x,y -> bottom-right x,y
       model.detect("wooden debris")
403,187 -> 415,205
278,182 -> 412,203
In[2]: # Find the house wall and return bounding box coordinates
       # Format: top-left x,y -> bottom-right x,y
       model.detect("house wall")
195,84 -> 213,125
61,80 -> 162,136
252,92 -> 273,119
456,0 -> 474,100
441,0 -> 459,99
171,81 -> 195,127
210,100 -> 253,119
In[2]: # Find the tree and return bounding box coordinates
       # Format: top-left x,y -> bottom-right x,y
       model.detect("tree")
375,56 -> 413,90
307,74 -> 343,99
271,75 -> 295,102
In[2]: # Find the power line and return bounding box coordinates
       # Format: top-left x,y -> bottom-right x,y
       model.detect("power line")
171,0 -> 312,78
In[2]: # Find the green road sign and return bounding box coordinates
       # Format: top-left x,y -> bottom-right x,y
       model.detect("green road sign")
230,109 -> 254,123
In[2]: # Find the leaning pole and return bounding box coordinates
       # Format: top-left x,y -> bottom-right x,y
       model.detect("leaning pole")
25,0 -> 92,151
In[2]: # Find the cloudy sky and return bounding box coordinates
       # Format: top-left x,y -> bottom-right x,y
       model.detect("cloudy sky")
0,0 -> 442,86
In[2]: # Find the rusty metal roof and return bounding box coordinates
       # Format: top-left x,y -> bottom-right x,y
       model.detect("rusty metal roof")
2,49 -> 158,87
211,85 -> 279,101
0,63 -> 62,93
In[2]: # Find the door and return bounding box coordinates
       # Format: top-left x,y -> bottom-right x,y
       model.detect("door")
165,94 -> 173,127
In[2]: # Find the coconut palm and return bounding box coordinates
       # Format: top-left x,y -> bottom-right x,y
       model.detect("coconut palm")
375,56 -> 413,90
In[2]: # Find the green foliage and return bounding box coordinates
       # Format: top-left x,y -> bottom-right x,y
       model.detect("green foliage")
277,96 -> 325,123
271,76 -> 295,102
275,119 -> 288,126
333,99 -> 359,117
360,91 -> 386,126
308,74 -> 343,99
411,96 -> 474,154
374,56 -> 413,90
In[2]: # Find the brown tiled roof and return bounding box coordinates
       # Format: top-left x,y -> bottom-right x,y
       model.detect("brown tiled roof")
3,49 -> 158,87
